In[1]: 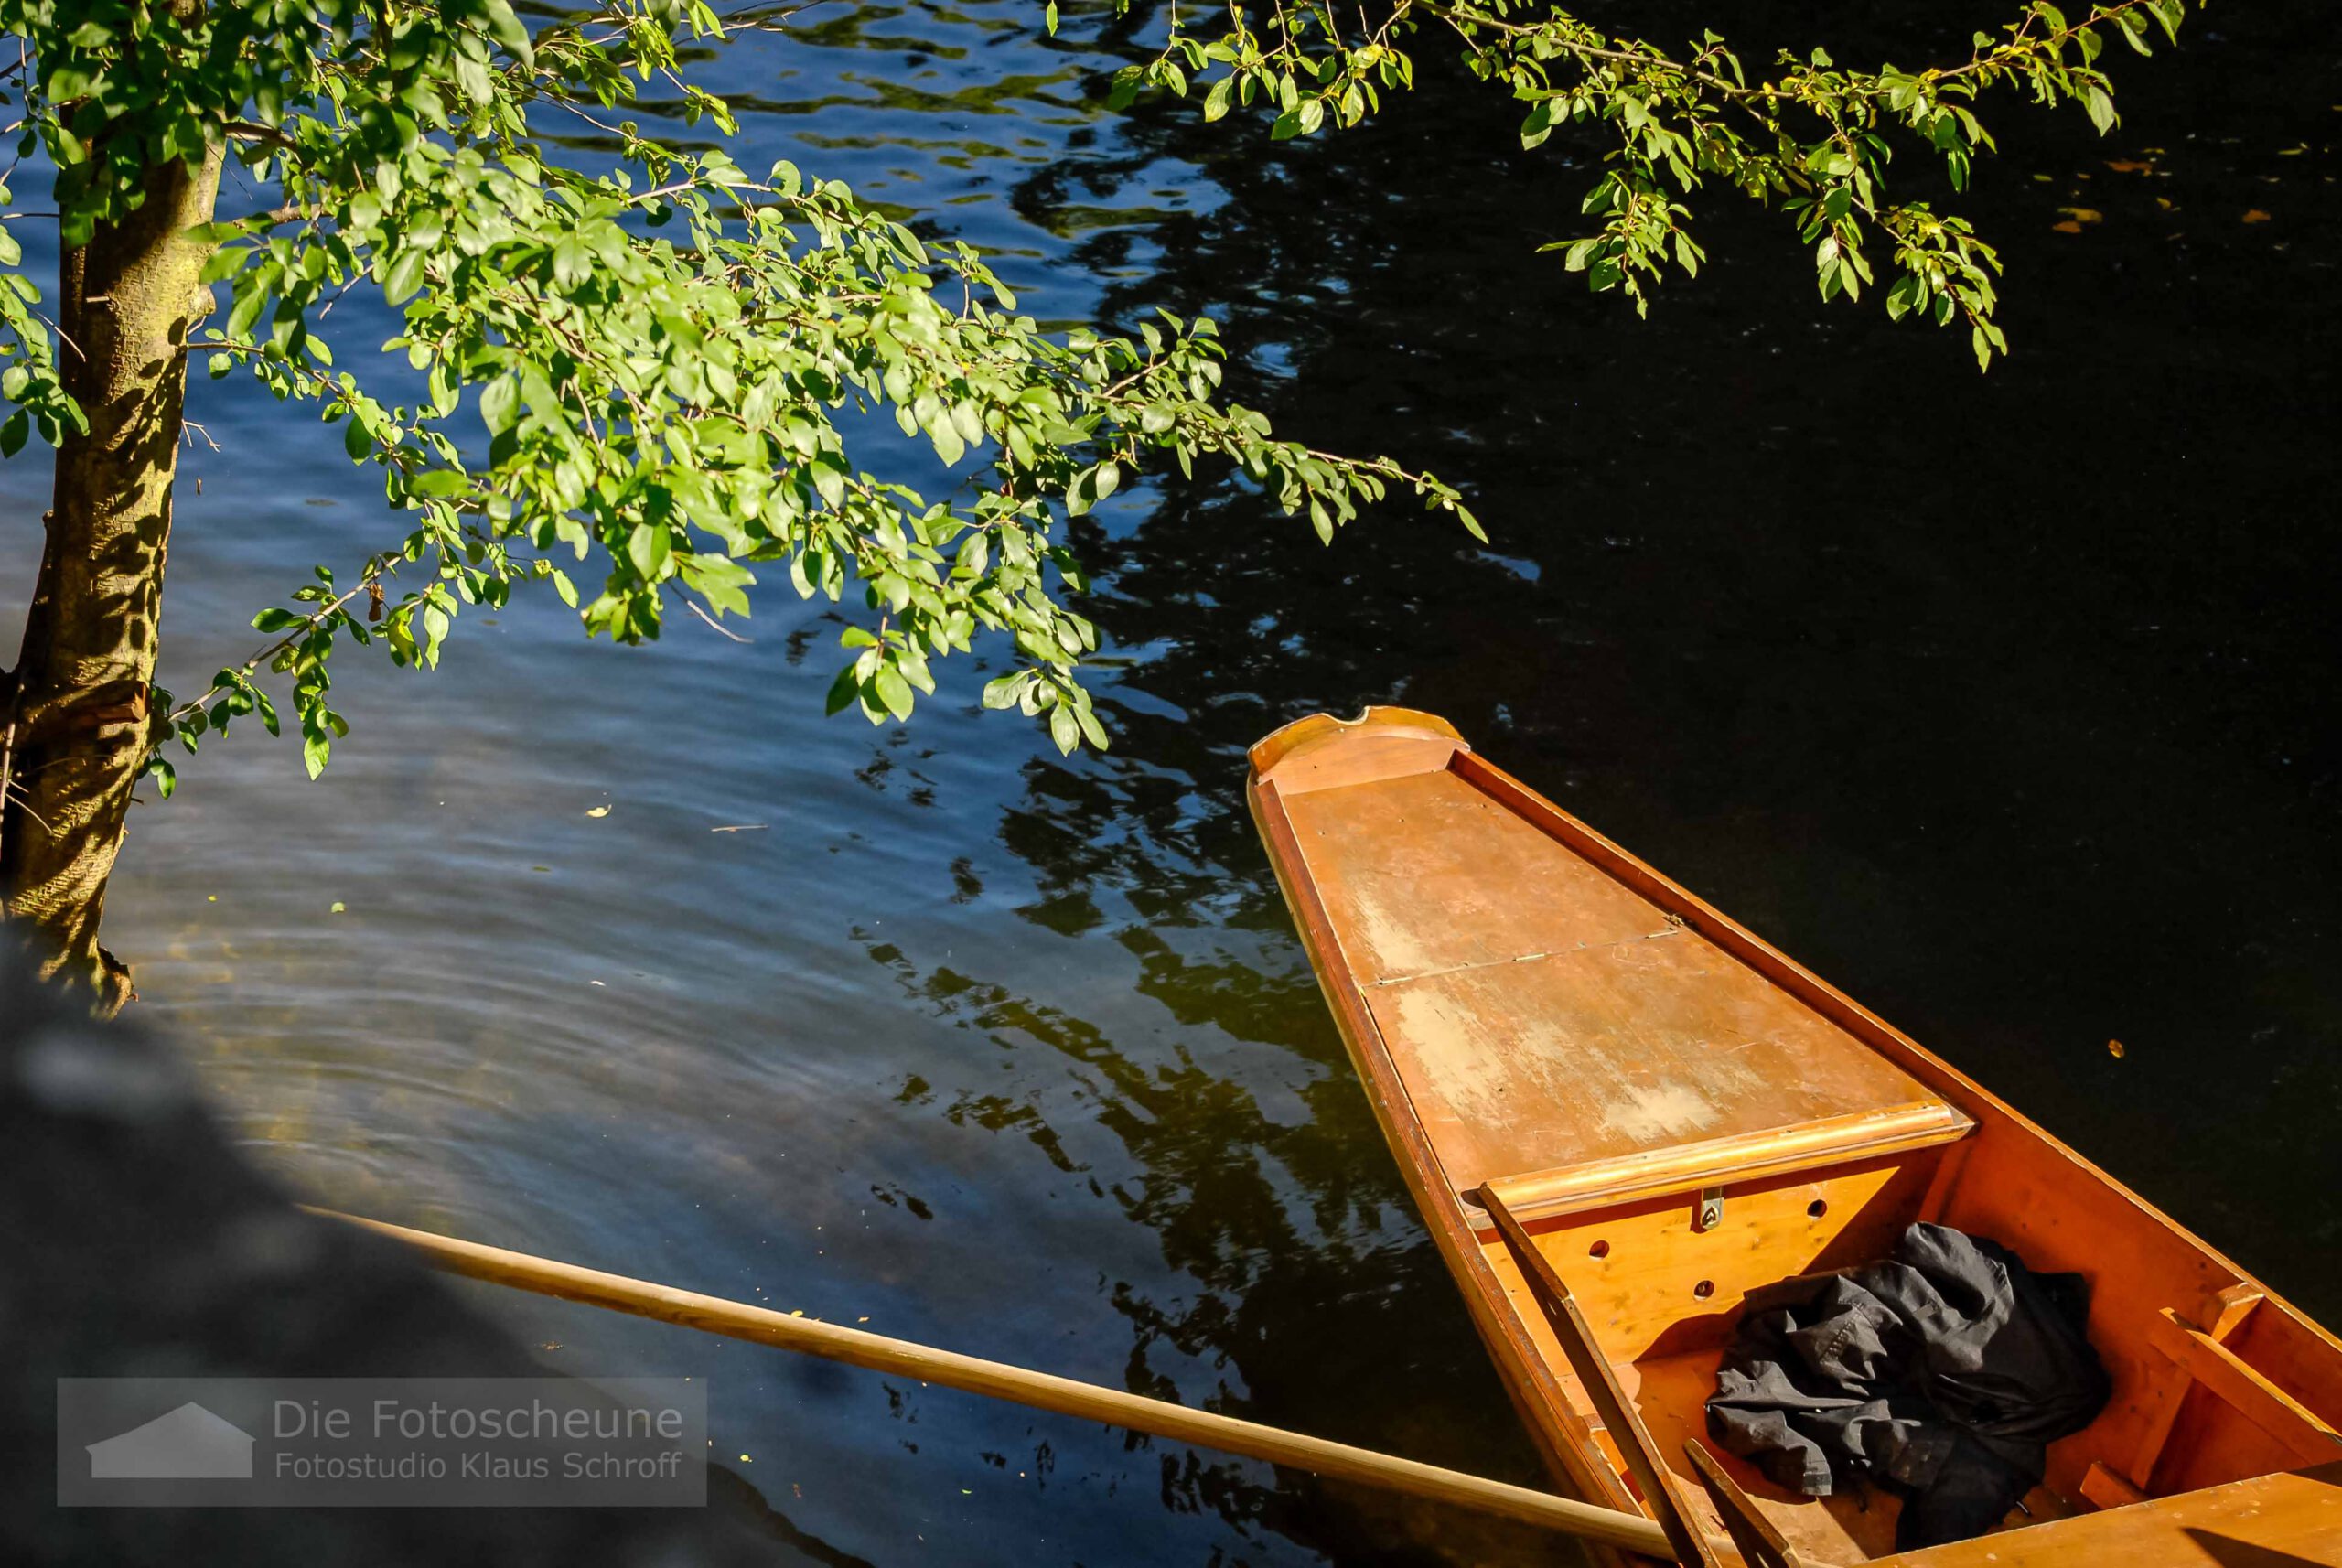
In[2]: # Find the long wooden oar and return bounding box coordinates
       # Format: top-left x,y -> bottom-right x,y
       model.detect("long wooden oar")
313,1208 -> 1682,1559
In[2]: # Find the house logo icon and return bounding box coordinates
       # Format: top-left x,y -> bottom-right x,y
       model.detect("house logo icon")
86,1401 -> 255,1480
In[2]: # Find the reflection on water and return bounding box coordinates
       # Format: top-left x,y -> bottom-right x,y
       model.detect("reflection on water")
3,1 -> 2337,1563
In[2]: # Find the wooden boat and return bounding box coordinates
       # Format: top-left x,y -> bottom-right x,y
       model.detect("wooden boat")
1247,708 -> 2342,1566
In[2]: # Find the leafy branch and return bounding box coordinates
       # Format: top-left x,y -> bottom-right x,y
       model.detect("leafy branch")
1106,0 -> 2198,367
184,38 -> 1472,767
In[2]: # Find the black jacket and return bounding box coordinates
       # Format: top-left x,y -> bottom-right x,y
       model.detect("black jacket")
1705,1222 -> 2111,1550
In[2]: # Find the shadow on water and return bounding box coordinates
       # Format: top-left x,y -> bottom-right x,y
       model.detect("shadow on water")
855,936 -> 1564,1563
1,2 -> 2336,1564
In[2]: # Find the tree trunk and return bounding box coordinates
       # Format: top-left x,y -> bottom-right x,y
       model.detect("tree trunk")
1,145 -> 221,1011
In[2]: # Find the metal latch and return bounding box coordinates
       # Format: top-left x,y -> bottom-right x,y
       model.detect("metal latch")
1694,1187 -> 1724,1232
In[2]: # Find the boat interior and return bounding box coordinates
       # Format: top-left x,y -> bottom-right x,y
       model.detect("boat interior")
1247,709 -> 2342,1564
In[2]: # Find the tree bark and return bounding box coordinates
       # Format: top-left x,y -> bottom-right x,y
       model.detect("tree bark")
1,145 -> 221,1011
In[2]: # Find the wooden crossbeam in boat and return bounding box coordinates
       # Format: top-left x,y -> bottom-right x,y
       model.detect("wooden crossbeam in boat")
2148,1307 -> 2342,1467
2122,1283 -> 2263,1491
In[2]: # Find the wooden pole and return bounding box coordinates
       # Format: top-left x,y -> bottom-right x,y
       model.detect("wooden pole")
313,1208 -> 1680,1559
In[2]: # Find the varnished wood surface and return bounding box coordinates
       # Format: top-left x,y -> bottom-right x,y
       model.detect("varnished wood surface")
1495,1155 -> 1939,1363
1486,1101 -> 1966,1226
1244,706 -> 1465,794
1272,757 -> 1966,1212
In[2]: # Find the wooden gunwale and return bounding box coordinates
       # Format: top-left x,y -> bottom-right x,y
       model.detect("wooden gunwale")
1248,774 -> 1644,1536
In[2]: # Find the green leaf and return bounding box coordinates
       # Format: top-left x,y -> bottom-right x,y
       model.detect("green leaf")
408,469 -> 469,499
384,249 -> 428,303
824,663 -> 861,716
929,417 -> 965,468
480,377 -> 520,435
628,523 -> 671,580
2082,85 -> 2116,135
1885,274 -> 1923,322
873,664 -> 915,720
553,234 -> 592,291
484,0 -> 535,69
455,52 -> 492,106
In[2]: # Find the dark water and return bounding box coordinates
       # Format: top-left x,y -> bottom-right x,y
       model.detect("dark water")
4,4 -> 2338,1564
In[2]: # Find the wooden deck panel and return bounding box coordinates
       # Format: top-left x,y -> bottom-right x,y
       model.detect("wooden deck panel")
1280,762 -> 1966,1213
1282,765 -> 1673,983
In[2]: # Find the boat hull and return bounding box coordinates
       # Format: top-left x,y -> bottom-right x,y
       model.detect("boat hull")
1248,709 -> 2342,1564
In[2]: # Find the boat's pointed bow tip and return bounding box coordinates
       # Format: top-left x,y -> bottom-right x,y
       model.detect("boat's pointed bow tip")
1247,706 -> 1468,791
